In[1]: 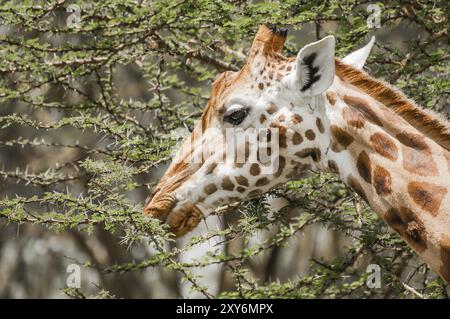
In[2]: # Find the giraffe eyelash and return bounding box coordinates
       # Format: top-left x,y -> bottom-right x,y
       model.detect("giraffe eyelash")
223,107 -> 250,125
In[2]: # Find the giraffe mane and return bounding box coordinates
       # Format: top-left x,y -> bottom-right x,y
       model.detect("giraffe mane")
335,58 -> 450,151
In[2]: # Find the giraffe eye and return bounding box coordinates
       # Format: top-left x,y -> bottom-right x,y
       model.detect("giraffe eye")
223,108 -> 249,125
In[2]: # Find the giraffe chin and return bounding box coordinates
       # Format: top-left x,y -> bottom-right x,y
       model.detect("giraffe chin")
144,194 -> 203,237
165,203 -> 203,237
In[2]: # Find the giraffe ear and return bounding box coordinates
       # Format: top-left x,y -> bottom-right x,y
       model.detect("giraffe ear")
291,35 -> 335,96
342,36 -> 375,70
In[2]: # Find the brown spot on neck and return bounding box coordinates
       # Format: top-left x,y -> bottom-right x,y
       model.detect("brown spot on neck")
330,125 -> 354,152
356,150 -> 372,184
400,143 -> 437,176
343,95 -> 383,127
370,132 -> 398,161
384,207 -> 428,253
373,166 -> 392,196
408,181 -> 447,217
397,132 -> 430,152
397,132 -> 437,176
343,106 -> 365,129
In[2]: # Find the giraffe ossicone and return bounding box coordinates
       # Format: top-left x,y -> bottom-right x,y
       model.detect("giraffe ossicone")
342,36 -> 375,70
145,25 -> 450,284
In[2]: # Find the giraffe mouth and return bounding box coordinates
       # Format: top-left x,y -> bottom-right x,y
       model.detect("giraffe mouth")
144,194 -> 203,237
165,203 -> 203,237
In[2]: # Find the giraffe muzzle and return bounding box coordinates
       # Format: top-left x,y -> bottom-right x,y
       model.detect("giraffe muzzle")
144,193 -> 203,237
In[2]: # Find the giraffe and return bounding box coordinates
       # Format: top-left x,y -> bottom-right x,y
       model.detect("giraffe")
145,25 -> 450,283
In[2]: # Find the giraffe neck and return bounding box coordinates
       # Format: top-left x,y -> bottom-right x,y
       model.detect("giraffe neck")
321,76 -> 450,283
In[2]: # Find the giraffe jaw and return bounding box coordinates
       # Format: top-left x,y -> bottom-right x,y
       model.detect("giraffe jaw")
144,194 -> 203,237
165,203 -> 204,237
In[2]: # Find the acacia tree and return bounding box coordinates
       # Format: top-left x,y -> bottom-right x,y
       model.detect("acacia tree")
0,0 -> 448,298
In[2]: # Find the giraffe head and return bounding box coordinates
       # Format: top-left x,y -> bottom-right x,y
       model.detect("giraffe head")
144,25 -> 373,236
